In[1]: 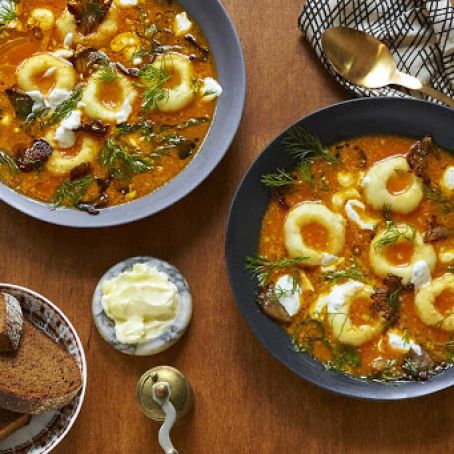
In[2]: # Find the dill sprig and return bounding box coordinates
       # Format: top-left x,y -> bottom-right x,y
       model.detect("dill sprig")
374,222 -> 416,251
98,139 -> 152,180
326,345 -> 361,371
382,203 -> 393,222
423,184 -> 454,214
245,254 -> 308,286
323,261 -> 365,283
260,168 -> 298,187
281,127 -> 338,187
44,87 -> 83,127
138,64 -> 171,113
0,149 -> 18,174
0,0 -> 16,27
51,176 -> 94,209
283,126 -> 339,164
95,62 -> 120,83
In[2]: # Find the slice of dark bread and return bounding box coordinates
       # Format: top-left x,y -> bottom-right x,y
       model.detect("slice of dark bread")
0,293 -> 23,353
0,408 -> 30,441
0,320 -> 82,414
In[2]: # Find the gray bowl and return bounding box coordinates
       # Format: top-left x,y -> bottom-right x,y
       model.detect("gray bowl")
226,97 -> 454,400
0,0 -> 245,228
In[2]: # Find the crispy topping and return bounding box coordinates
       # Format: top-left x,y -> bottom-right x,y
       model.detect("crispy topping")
371,274 -> 414,323
423,215 -> 451,243
15,140 -> 53,172
68,0 -> 113,35
406,136 -> 440,184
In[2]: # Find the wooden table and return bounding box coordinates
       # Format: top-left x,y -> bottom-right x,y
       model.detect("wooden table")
2,1 -> 453,453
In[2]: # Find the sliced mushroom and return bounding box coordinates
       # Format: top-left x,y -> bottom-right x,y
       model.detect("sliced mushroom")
423,216 -> 451,243
257,286 -> 291,323
15,139 -> 53,172
71,47 -> 109,77
75,120 -> 109,136
5,88 -> 34,120
68,0 -> 113,35
406,136 -> 440,185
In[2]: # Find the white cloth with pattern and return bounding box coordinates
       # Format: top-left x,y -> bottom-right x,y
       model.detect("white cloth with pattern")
299,0 -> 454,103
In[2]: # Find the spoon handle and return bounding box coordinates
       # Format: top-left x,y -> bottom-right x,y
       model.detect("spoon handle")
392,71 -> 454,109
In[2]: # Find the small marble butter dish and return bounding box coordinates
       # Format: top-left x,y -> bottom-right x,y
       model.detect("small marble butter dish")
92,256 -> 192,356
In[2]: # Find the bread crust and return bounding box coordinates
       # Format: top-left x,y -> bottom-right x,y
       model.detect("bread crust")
0,293 -> 23,353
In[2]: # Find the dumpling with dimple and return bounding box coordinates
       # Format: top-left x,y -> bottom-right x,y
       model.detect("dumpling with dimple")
369,225 -> 436,285
311,281 -> 387,346
362,156 -> 423,213
284,202 -> 346,266
415,274 -> 454,332
440,166 -> 454,196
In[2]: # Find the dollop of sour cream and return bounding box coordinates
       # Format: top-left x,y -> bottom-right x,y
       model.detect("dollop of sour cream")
101,263 -> 180,345
174,12 -> 192,36
55,110 -> 81,148
274,274 -> 301,317
200,77 -> 223,102
410,260 -> 431,290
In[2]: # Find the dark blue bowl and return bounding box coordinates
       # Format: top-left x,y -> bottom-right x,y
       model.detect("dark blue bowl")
226,97 -> 454,400
0,0 -> 245,228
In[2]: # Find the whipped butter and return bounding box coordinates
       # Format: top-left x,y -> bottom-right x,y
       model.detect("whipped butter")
101,263 -> 180,345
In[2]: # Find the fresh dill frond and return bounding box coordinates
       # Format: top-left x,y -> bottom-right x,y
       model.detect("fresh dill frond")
283,126 -> 339,164
98,139 -> 152,180
402,357 -> 419,375
96,62 -> 120,83
374,222 -> 416,251
137,64 -> 171,113
260,168 -> 298,187
44,87 -> 83,127
423,184 -> 454,214
298,160 -> 314,187
387,287 -> 402,310
116,120 -> 155,142
0,0 -> 16,27
323,261 -> 365,283
244,254 -> 308,286
0,149 -> 18,174
51,176 -> 94,209
326,345 -> 361,371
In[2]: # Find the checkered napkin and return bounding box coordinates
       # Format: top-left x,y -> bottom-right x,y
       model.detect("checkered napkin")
298,0 -> 454,103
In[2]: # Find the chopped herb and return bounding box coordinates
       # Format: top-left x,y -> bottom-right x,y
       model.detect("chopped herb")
0,149 -> 18,174
116,120 -> 155,142
95,61 -> 120,83
0,0 -> 16,28
327,345 -> 361,371
98,139 -> 152,180
245,254 -> 308,286
402,357 -> 419,375
294,319 -> 332,356
51,176 -> 94,209
202,89 -> 217,98
323,261 -> 365,283
423,184 -> 454,214
283,126 -> 339,165
282,127 -> 338,186
374,359 -> 399,381
138,64 -> 170,113
261,168 -> 298,188
374,222 -> 416,251
43,87 -> 83,127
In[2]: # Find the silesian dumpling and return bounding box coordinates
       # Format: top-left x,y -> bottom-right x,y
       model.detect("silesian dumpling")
284,202 -> 345,266
415,274 -> 454,332
312,281 -> 387,347
81,72 -> 137,124
362,156 -> 423,213
152,53 -> 195,113
56,7 -> 119,48
17,53 -> 76,93
369,226 -> 436,285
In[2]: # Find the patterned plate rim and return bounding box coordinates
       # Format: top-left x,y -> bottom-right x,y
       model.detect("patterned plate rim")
0,283 -> 87,454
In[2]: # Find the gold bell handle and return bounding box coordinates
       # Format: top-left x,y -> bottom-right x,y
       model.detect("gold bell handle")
152,382 -> 179,454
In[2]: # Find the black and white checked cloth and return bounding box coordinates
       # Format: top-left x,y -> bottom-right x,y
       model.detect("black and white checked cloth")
299,0 -> 454,103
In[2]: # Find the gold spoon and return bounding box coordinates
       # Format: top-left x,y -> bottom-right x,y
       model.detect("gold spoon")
322,27 -> 454,108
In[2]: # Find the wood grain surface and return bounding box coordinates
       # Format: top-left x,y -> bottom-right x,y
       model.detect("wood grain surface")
1,1 -> 453,453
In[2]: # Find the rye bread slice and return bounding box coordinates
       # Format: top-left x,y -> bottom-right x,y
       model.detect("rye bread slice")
0,408 -> 30,441
0,293 -> 23,353
0,320 -> 82,414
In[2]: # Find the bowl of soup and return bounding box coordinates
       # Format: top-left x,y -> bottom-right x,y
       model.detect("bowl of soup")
226,97 -> 454,400
0,0 -> 245,227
